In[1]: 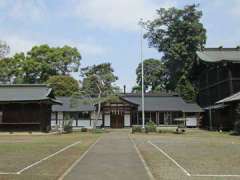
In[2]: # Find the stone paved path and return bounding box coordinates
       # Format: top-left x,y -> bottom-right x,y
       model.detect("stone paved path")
64,131 -> 151,180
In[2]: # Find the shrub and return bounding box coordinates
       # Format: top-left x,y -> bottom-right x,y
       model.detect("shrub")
81,128 -> 88,132
145,121 -> 157,133
132,125 -> 142,133
63,120 -> 73,133
234,120 -> 240,135
176,127 -> 185,134
234,103 -> 240,135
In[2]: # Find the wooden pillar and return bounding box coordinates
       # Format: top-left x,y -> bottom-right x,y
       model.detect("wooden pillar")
228,66 -> 233,95
55,112 -> 58,125
102,112 -> 105,127
137,112 -> 139,125
183,111 -> 186,127
39,103 -> 42,131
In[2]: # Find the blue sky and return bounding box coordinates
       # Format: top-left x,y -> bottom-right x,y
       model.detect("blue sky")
0,0 -> 240,91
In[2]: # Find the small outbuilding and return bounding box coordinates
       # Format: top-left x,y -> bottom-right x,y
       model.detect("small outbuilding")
52,93 -> 203,129
0,84 -> 60,132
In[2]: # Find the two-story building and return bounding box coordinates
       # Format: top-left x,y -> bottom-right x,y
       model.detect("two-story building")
196,47 -> 240,130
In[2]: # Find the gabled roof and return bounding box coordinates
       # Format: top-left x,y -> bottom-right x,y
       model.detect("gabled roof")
181,103 -> 204,112
52,94 -> 203,113
0,84 -> 60,104
122,95 -> 203,112
197,47 -> 240,63
216,91 -> 240,104
52,97 -> 95,112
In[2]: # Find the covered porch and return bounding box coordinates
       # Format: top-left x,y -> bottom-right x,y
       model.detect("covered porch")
101,97 -> 138,128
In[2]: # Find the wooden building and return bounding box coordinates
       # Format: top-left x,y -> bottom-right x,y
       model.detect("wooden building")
0,84 -> 60,132
52,93 -> 203,129
196,47 -> 240,130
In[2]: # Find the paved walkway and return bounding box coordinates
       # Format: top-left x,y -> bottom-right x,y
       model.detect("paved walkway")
64,131 -> 151,180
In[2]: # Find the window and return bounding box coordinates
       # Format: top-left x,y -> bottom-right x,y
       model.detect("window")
78,112 -> 90,120
0,112 -> 2,123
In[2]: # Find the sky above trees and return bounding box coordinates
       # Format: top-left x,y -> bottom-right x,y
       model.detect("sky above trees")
0,0 -> 240,91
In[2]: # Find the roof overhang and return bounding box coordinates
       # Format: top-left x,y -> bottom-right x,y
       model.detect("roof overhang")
203,104 -> 228,110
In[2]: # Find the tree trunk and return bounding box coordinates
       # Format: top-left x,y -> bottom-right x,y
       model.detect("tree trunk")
93,93 -> 102,130
94,102 -> 101,130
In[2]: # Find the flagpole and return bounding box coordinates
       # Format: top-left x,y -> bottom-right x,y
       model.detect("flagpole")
140,19 -> 145,129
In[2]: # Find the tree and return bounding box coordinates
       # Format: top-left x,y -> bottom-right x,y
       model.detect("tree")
176,76 -> 197,102
75,63 -> 119,129
81,63 -> 119,96
0,41 -> 10,83
0,44 -> 81,84
143,4 -> 206,100
0,41 -> 10,59
136,58 -> 164,92
47,75 -> 79,96
131,85 -> 142,93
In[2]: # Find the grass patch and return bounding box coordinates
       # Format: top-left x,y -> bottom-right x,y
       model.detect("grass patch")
0,132 -> 101,180
132,129 -> 240,180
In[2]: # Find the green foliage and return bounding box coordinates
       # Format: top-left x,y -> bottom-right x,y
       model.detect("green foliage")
81,63 -> 118,96
143,4 -> 206,100
0,41 -> 11,83
47,75 -> 79,96
63,120 -> 73,133
89,129 -> 105,133
176,76 -> 197,101
132,125 -> 142,133
136,58 -> 165,92
145,121 -> 157,133
234,103 -> 240,135
0,41 -> 10,59
0,44 -> 81,84
81,128 -> 88,132
77,63 -> 119,130
131,85 -> 142,93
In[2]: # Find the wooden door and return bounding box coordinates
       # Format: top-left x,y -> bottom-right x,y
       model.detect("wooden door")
111,114 -> 124,128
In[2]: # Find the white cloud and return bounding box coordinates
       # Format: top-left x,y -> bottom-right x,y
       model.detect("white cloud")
1,35 -> 36,56
73,0 -> 176,31
229,0 -> 240,17
1,32 -> 107,57
0,0 -> 46,21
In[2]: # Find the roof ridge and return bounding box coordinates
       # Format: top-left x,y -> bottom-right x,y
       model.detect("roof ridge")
0,84 -> 48,87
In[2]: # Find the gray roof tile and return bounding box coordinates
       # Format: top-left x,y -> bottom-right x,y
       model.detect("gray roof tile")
53,95 -> 203,113
0,84 -> 59,103
197,48 -> 240,63
52,97 -> 95,112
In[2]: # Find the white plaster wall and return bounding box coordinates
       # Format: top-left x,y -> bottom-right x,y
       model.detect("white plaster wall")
124,114 -> 131,127
77,120 -> 91,127
186,117 -> 197,127
58,112 -> 64,120
104,114 -> 111,127
91,112 -> 102,120
51,113 -> 56,120
96,119 -> 103,126
51,120 -> 56,126
72,120 -> 77,127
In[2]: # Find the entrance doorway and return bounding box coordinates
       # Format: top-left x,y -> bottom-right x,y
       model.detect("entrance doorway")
111,113 -> 124,128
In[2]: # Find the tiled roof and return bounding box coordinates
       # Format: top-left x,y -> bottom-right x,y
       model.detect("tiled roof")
53,94 -> 203,113
197,47 -> 240,63
216,91 -> 240,104
0,84 -> 60,104
52,97 -> 95,112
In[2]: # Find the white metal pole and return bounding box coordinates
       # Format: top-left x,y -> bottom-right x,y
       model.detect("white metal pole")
140,21 -> 145,129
